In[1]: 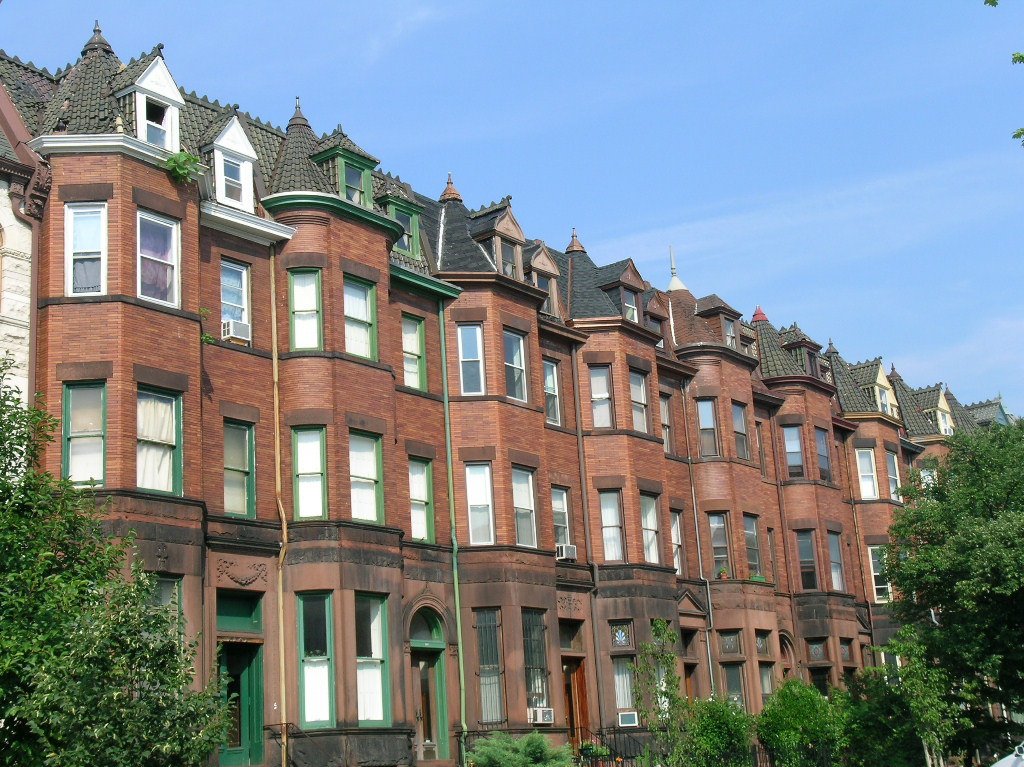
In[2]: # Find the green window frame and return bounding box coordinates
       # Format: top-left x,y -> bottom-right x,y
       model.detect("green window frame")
409,457 -> 434,542
341,158 -> 373,207
389,203 -> 421,257
136,386 -> 182,496
288,269 -> 322,351
344,276 -> 377,360
356,593 -> 390,726
216,590 -> 263,633
349,430 -> 383,523
62,382 -> 106,487
293,427 -> 327,520
298,592 -> 335,728
224,420 -> 255,517
401,314 -> 427,390
151,574 -> 183,636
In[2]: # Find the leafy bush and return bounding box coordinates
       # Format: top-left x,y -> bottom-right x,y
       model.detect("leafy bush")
840,668 -> 925,767
679,697 -> 756,767
466,731 -> 575,767
757,679 -> 847,767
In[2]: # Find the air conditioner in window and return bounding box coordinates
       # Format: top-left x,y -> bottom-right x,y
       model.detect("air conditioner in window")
222,320 -> 251,343
617,710 -> 639,728
527,707 -> 555,725
555,544 -> 577,562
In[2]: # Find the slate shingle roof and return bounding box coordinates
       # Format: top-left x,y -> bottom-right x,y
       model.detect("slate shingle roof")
848,357 -> 882,389
779,322 -> 822,348
824,349 -> 876,412
966,398 -> 1011,426
694,293 -> 738,316
268,105 -> 334,195
889,369 -> 939,438
37,42 -> 125,136
752,317 -> 805,378
0,129 -> 15,161
0,52 -> 57,132
945,390 -> 979,434
315,126 -> 379,165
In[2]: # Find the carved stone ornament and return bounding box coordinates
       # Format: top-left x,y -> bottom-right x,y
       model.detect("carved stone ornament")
217,559 -> 268,586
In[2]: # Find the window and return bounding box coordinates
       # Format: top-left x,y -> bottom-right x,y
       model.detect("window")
522,609 -> 549,707
613,656 -> 635,710
919,467 -> 937,487
466,463 -> 494,545
708,513 -> 730,575
755,630 -> 771,657
475,609 -> 503,723
796,530 -> 818,590
65,203 -> 106,296
221,261 -> 249,329
600,490 -> 625,561
349,432 -> 382,523
816,428 -> 832,482
221,156 -> 244,203
720,630 -> 741,655
590,366 -> 613,428
760,664 -> 774,703
552,487 -> 571,546
733,403 -> 750,460
224,421 -> 254,517
722,664 -> 745,708
670,510 -> 684,575
512,467 -> 537,548
857,449 -> 878,499
629,370 -> 648,432
298,593 -> 334,727
289,270 -> 321,350
869,546 -> 890,602
622,289 -> 639,322
641,494 -> 660,564
783,426 -> 804,478
697,399 -> 718,457
536,273 -> 555,315
938,410 -> 953,436
356,594 -> 389,724
744,515 -> 762,578
137,388 -> 181,494
503,330 -> 527,401
724,319 -> 737,348
458,325 -> 485,395
499,238 -> 518,278
144,98 -> 171,147
409,459 -> 433,542
344,162 -> 369,206
293,427 -> 326,519
660,395 -> 673,455
878,387 -> 891,415
543,359 -> 561,425
63,383 -> 105,486
886,451 -> 902,501
828,532 -> 845,591
344,278 -> 376,360
137,210 -> 179,306
402,315 -> 426,389
756,422 -> 768,478
390,206 -> 419,256
559,620 -> 583,652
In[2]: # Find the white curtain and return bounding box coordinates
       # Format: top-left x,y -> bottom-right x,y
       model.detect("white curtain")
302,658 -> 331,723
552,488 -> 569,546
512,469 -> 536,547
857,450 -> 878,498
466,465 -> 493,544
410,462 -> 429,539
357,599 -> 384,721
402,318 -> 421,386
69,438 -> 103,484
295,430 -> 323,518
68,386 -> 103,483
601,492 -> 623,560
591,367 -> 611,427
137,391 -> 174,491
291,272 -> 319,348
350,435 -> 377,520
344,282 -> 371,357
642,495 -> 659,563
613,657 -> 634,709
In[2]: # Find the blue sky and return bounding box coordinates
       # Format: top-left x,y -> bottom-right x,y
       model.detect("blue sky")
4,1 -> 1024,409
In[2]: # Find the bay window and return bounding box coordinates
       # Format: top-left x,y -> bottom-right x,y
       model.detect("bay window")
136,387 -> 180,494
356,594 -> 389,724
137,210 -> 179,307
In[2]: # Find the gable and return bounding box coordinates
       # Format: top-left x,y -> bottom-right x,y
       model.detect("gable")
936,389 -> 951,414
677,589 -> 706,616
494,207 -> 524,242
619,260 -> 646,291
529,245 -> 559,276
646,293 -> 669,320
134,57 -> 184,106
213,116 -> 258,160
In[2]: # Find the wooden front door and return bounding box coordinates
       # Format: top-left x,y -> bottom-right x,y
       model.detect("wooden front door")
562,658 -> 589,745
411,650 -> 447,761
220,642 -> 263,766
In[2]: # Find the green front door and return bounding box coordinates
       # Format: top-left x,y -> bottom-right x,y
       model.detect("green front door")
220,643 -> 263,766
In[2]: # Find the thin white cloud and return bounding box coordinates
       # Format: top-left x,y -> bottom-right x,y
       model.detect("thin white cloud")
363,5 -> 444,68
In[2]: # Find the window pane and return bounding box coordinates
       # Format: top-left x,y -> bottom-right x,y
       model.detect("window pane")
459,326 -> 484,394
829,532 -> 845,591
522,610 -> 549,707
291,272 -> 318,310
224,423 -> 248,469
139,215 -> 176,304
600,491 -> 623,560
613,656 -> 635,708
552,487 -> 570,546
303,597 -> 328,656
641,494 -> 659,563
70,386 -> 103,433
476,609 -> 503,722
512,468 -> 536,548
591,367 -> 612,427
296,430 -> 323,472
303,657 -> 330,722
503,331 -> 526,401
467,464 -> 494,544
69,437 -> 103,484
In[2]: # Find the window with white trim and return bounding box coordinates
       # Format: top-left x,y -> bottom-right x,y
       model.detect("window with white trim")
660,394 -> 673,455
65,203 -> 107,296
356,594 -> 389,724
641,493 -> 660,564
869,546 -> 890,602
458,325 -> 485,395
137,210 -> 179,307
512,467 -> 537,548
466,463 -> 494,545
590,366 -> 613,428
630,370 -> 648,433
733,402 -> 750,460
600,490 -> 624,561
828,531 -> 845,591
709,513 -> 730,575
543,359 -> 561,425
503,329 -> 527,401
783,426 -> 804,478
697,399 -> 719,458
622,289 -> 639,322
220,260 -> 249,328
670,510 -> 684,575
552,487 -> 570,546
144,97 -> 172,148
886,451 -> 902,501
857,449 -> 878,500
214,150 -> 254,210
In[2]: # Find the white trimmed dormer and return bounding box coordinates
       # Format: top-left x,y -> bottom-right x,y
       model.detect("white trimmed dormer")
123,57 -> 184,151
210,117 -> 257,212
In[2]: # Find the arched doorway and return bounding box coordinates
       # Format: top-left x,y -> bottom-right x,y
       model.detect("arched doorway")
409,608 -> 449,761
780,634 -> 796,679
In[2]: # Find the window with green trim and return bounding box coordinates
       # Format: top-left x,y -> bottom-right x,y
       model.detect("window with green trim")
63,382 -> 105,487
224,420 -> 255,517
342,160 -> 372,207
344,277 -> 376,360
356,593 -> 390,725
402,314 -> 426,389
289,269 -> 322,351
389,204 -> 420,257
298,593 -> 335,728
409,458 -> 434,542
137,387 -> 182,495
350,431 -> 383,523
293,427 -> 327,519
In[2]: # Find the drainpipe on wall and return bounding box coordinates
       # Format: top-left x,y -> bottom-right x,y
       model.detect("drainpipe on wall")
439,299 -> 469,766
840,434 -> 874,649
768,415 -> 801,671
680,379 -> 715,694
571,342 -> 607,728
269,243 -> 290,767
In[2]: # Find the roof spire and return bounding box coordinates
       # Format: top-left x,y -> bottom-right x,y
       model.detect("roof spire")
439,172 -> 463,203
82,20 -> 113,56
667,245 -> 686,291
288,97 -> 309,128
752,305 -> 768,323
565,227 -> 586,253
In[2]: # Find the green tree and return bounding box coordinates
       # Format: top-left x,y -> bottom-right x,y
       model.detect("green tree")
886,422 -> 1024,758
0,359 -> 230,766
634,619 -> 754,767
839,668 -> 925,767
757,678 -> 847,767
465,731 -> 575,767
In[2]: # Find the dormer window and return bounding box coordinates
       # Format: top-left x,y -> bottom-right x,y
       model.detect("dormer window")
724,319 -> 737,348
345,164 -> 364,204
145,99 -> 169,147
222,158 -> 243,202
938,410 -> 953,435
623,290 -> 639,322
388,202 -> 421,257
878,388 -> 890,415
121,57 -> 184,152
500,238 -> 518,278
807,352 -> 819,377
209,118 -> 258,212
535,274 -> 555,314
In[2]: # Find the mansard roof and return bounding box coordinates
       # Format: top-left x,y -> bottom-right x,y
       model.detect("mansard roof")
824,347 -> 876,412
779,322 -> 822,349
315,124 -> 378,164
945,390 -> 979,434
752,313 -> 805,378
269,102 -> 334,195
889,369 -> 939,438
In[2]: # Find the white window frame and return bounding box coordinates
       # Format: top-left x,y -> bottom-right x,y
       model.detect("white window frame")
622,289 -> 639,322
552,486 -> 571,546
660,394 -> 672,455
828,531 -> 845,592
214,149 -> 254,211
220,259 -> 250,326
938,410 -> 953,436
401,315 -> 425,389
137,94 -> 178,150
512,467 -> 537,548
857,448 -> 879,500
670,510 -> 684,575
136,209 -> 180,308
503,329 -> 527,402
600,490 -> 625,561
886,451 -> 902,501
64,202 -> 107,297
590,366 -> 613,428
869,545 -> 891,602
458,324 -> 486,396
629,370 -> 648,433
466,463 -> 495,545
543,359 -> 561,425
640,493 -> 660,564
724,319 -> 737,348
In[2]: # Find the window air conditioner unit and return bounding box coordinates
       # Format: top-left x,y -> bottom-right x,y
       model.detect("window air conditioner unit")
617,710 -> 639,728
527,707 -> 555,725
222,320 -> 251,343
555,544 -> 578,562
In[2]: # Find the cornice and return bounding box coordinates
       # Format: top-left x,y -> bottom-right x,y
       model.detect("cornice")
199,200 -> 295,246
27,133 -> 206,180
261,191 -> 404,241
674,341 -> 760,371
389,262 -> 461,299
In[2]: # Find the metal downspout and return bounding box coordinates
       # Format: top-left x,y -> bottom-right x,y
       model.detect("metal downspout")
680,379 -> 715,693
270,244 -> 290,767
768,416 -> 801,667
571,343 -> 607,726
440,299 -> 469,765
